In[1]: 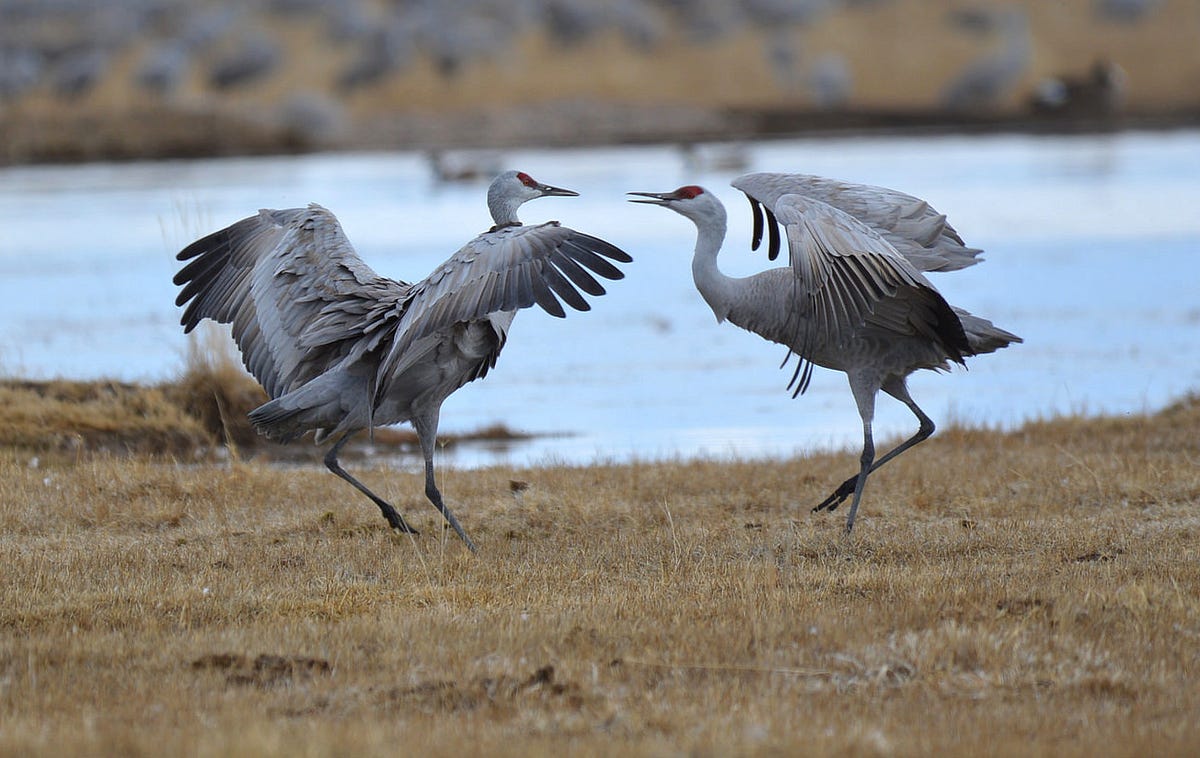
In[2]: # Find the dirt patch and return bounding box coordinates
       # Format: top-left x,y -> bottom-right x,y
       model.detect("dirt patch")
192,652 -> 332,687
383,665 -> 587,714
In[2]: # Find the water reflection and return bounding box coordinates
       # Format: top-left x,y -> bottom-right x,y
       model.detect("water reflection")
1,131 -> 1198,468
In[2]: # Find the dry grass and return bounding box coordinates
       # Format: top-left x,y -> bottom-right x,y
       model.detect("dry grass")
0,331 -> 527,465
159,327 -> 272,453
1,395 -> 1199,755
0,379 -> 213,458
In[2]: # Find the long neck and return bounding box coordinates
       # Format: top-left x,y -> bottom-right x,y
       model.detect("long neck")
487,188 -> 524,226
689,210 -> 736,323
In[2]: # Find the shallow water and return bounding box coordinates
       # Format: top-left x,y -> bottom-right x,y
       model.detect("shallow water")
2,130 -> 1198,468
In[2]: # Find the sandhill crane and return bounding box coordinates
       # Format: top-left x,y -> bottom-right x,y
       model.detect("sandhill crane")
175,171 -> 632,552
807,53 -> 853,110
208,33 -> 280,90
940,7 -> 1031,112
136,43 -> 190,96
1030,60 -> 1127,117
630,173 -> 1021,533
1094,0 -> 1163,24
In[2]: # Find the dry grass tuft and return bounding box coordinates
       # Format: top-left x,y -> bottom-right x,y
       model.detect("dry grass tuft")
0,378 -> 212,457
0,330 -> 532,464
1,395 -> 1198,754
161,328 -> 270,452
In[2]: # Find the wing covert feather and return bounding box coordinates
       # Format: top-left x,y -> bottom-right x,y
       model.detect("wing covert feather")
773,194 -> 969,363
174,204 -> 407,398
380,222 -> 630,380
733,172 -> 982,272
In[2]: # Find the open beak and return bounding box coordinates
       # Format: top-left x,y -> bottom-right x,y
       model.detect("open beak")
538,183 -> 579,198
627,191 -> 672,205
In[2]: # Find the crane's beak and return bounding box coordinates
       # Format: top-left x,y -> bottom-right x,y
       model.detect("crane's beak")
538,183 -> 579,198
627,191 -> 672,205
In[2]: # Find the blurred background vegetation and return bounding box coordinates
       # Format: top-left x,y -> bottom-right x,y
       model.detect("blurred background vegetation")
1,0 -> 1197,164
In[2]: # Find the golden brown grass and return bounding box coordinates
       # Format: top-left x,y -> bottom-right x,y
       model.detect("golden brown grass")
1,395 -> 1199,756
0,378 -> 213,458
0,331 -> 527,465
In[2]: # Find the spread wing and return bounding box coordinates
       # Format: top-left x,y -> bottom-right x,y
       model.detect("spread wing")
774,194 -> 971,394
732,172 -> 982,272
173,204 -> 407,399
379,221 -> 631,380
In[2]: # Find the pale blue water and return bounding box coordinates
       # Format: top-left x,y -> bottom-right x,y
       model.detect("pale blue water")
2,130 -> 1198,468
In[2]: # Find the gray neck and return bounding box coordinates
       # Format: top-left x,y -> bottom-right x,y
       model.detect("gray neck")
487,186 -> 523,226
689,210 -> 734,323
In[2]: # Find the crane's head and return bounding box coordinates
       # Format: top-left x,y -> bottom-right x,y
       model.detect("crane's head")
487,170 -> 579,226
628,185 -> 725,226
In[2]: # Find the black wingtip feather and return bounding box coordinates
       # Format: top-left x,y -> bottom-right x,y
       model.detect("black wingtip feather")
570,232 -> 633,264
176,226 -> 232,262
541,261 -> 591,312
173,240 -> 230,287
747,195 -> 764,251
547,251 -> 602,297
590,234 -> 633,264
765,208 -> 781,261
782,350 -> 815,399
530,275 -> 567,318
562,239 -> 627,281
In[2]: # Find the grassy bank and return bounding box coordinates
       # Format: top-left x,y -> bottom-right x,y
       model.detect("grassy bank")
0,335 -> 527,464
0,380 -> 1198,753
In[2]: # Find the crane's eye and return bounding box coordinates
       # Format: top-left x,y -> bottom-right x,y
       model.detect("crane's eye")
677,186 -> 704,199
516,172 -> 538,188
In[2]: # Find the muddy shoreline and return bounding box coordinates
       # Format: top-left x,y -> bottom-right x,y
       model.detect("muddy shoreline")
4,100 -> 1198,167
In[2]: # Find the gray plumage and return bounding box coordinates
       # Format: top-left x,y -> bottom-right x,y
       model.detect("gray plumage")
208,34 -> 280,90
807,53 -> 852,109
1094,0 -> 1163,24
940,7 -> 1031,112
136,43 -> 190,96
53,48 -> 109,99
630,173 -> 1020,533
0,47 -> 43,100
175,170 -> 632,552
732,172 -> 982,273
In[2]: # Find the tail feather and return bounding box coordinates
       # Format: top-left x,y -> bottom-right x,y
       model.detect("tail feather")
953,307 -> 1022,355
247,370 -> 371,443
247,398 -> 310,443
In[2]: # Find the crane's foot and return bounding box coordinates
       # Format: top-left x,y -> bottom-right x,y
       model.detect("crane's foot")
812,475 -> 858,514
378,503 -> 420,535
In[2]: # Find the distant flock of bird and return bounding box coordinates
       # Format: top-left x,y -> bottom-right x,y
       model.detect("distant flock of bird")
174,168 -> 1021,551
1,1 -> 1148,116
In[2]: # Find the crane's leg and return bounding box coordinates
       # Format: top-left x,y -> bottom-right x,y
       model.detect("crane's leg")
323,431 -> 419,535
813,377 -> 934,516
835,382 -> 878,534
413,411 -> 478,553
